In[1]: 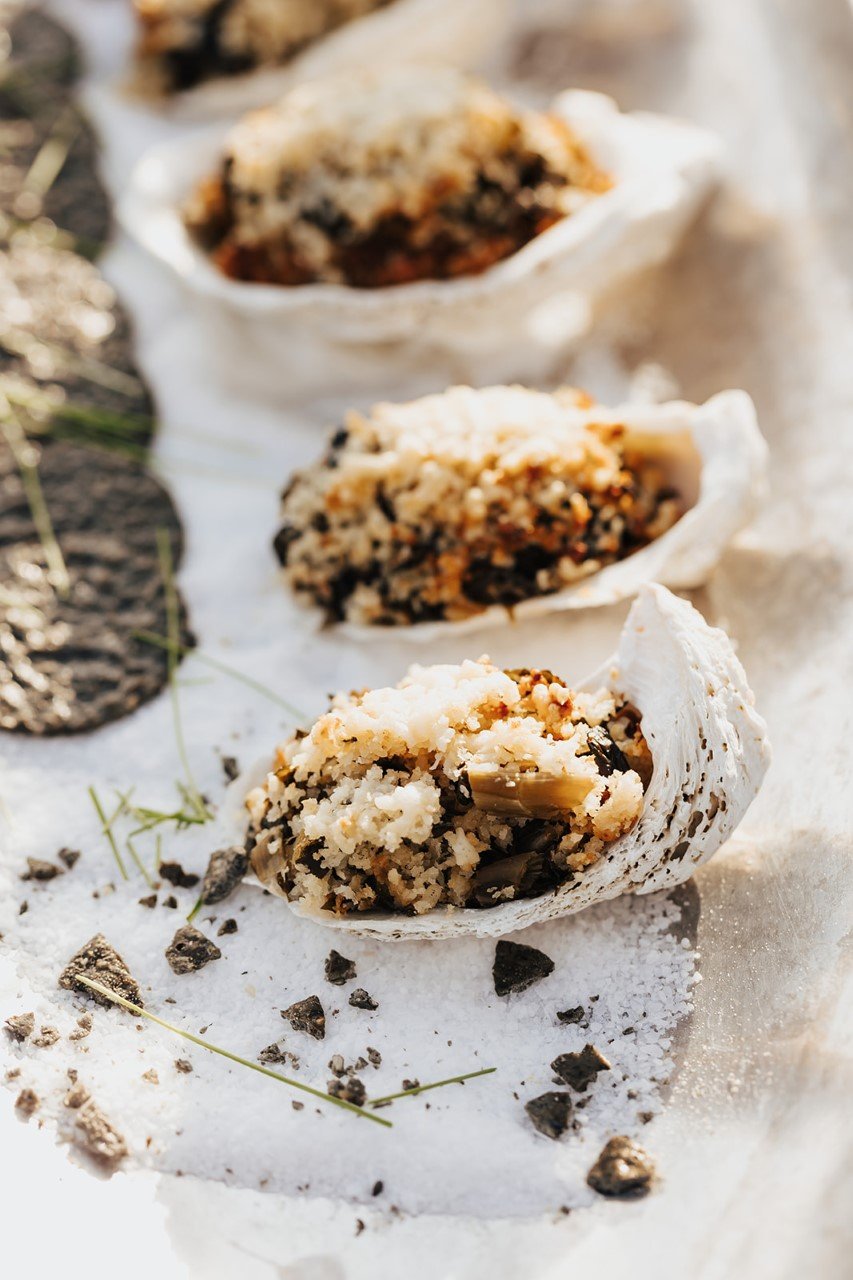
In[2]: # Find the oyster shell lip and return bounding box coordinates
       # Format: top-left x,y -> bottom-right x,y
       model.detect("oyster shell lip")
124,0 -> 510,122
337,388 -> 768,640
223,584 -> 771,941
118,88 -> 722,344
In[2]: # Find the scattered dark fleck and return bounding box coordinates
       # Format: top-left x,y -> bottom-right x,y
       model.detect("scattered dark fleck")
622,1026 -> 634,1036
355,1220 -> 365,1237
19,902 -> 28,915
551,1044 -> 611,1092
328,1076 -> 366,1106
21,857 -> 62,882
162,895 -> 178,909
199,846 -> 248,905
586,1136 -> 655,1197
291,1100 -> 304,1111
372,1180 -> 384,1196
165,925 -> 221,975
138,894 -> 158,909
59,934 -> 143,1008
493,939 -> 555,996
367,1047 -> 381,1068
4,1011 -> 35,1042
217,918 -> 238,936
402,1079 -> 420,1093
69,1013 -> 92,1041
159,861 -> 200,889
58,848 -> 81,869
349,988 -> 378,1011
324,949 -> 356,986
175,1059 -> 193,1074
221,755 -> 240,782
33,1025 -> 60,1048
281,996 -> 326,1040
525,1092 -> 572,1140
639,1111 -> 654,1125
15,1088 -> 40,1116
556,1006 -> 585,1025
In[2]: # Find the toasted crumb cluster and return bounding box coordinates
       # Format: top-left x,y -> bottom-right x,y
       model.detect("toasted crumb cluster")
246,663 -> 652,917
185,66 -> 610,287
134,0 -> 392,93
274,385 -> 682,625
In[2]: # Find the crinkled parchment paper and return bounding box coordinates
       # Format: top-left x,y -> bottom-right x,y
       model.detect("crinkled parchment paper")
1,0 -> 851,1277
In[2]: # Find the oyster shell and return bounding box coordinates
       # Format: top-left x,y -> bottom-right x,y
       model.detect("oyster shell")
128,0 -> 510,120
225,585 -> 769,940
338,389 -> 768,640
118,89 -> 722,403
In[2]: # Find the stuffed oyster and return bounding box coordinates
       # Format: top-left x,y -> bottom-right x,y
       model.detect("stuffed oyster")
273,385 -> 766,634
240,586 -> 770,940
185,65 -> 611,288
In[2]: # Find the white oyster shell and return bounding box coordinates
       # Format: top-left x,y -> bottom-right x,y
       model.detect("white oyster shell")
131,0 -> 511,121
224,585 -> 770,940
341,389 -> 768,640
118,89 -> 722,403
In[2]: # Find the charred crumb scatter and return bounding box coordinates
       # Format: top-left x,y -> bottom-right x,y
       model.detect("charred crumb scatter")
58,848 -> 80,869
328,1076 -> 366,1106
68,1013 -> 92,1041
556,1006 -> 585,1025
551,1044 -> 611,1092
258,1043 -> 300,1068
20,857 -> 62,881
138,894 -> 158,909
135,0 -> 394,95
165,925 -> 222,975
493,940 -> 555,997
281,996 -> 326,1041
32,1025 -> 60,1048
247,660 -> 650,918
275,385 -> 681,628
159,861 -> 200,889
586,1136 -> 655,1198
525,1091 -> 572,1140
401,1079 -> 420,1093
348,988 -> 378,1011
14,1087 -> 40,1116
324,949 -> 357,986
4,1011 -> 35,1042
217,918 -> 238,936
162,895 -> 179,910
59,934 -> 143,1008
187,67 -> 609,290
199,846 -> 248,906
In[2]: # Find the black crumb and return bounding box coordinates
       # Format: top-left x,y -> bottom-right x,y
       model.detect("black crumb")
587,1136 -> 655,1197
493,940 -> 555,996
21,857 -> 62,882
281,996 -> 326,1040
525,1092 -> 573,1140
221,755 -> 240,782
4,1012 -> 35,1042
349,988 -> 378,1011
19,902 -> 28,915
324,950 -> 356,986
258,1043 -> 299,1067
401,1079 -> 420,1092
556,1006 -> 585,1025
174,1059 -> 193,1074
162,895 -> 178,909
165,925 -> 222,975
328,1077 -> 366,1106
551,1044 -> 612,1092
58,848 -> 81,869
159,861 -> 200,889
217,918 -> 238,936
15,1088 -> 40,1116
59,934 -> 143,1008
138,894 -> 157,909
199,846 -> 248,906
372,1180 -> 384,1196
